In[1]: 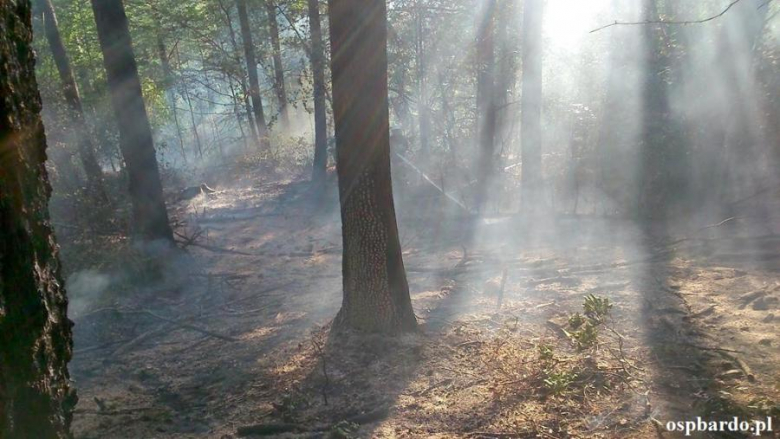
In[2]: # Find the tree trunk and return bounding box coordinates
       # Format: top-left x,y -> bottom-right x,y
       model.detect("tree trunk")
328,0 -> 417,333
39,0 -> 109,203
308,0 -> 328,185
155,26 -> 188,164
182,83 -> 204,158
520,0 -> 543,211
475,0 -> 498,212
222,1 -> 261,146
0,1 -> 76,436
638,0 -> 672,219
91,0 -> 174,242
236,0 -> 270,149
416,1 -> 430,158
266,0 -> 290,127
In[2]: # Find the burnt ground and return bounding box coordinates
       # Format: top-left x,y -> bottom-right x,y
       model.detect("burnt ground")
66,168 -> 780,439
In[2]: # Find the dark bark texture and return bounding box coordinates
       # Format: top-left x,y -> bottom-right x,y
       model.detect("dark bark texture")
328,0 -> 417,333
39,0 -> 108,202
308,0 -> 328,184
91,0 -> 174,242
236,0 -> 270,148
520,0 -> 543,210
0,1 -> 76,436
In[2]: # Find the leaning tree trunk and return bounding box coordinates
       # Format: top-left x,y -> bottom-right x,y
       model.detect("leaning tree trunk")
520,0 -> 543,211
328,0 -> 417,333
308,0 -> 328,185
39,0 -> 109,203
236,0 -> 270,149
0,1 -> 76,436
266,0 -> 290,127
91,0 -> 174,242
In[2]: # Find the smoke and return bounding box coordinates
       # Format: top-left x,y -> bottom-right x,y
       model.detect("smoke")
66,269 -> 112,319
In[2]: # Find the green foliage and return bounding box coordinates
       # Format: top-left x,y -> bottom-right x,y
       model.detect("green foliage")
569,322 -> 599,350
543,370 -> 578,396
565,295 -> 613,350
568,312 -> 586,329
583,294 -> 612,323
538,343 -> 555,362
327,421 -> 359,439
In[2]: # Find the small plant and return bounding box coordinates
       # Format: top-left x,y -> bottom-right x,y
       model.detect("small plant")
327,421 -> 359,439
568,312 -> 586,329
571,322 -> 599,349
583,294 -> 612,323
538,344 -> 555,362
543,370 -> 578,396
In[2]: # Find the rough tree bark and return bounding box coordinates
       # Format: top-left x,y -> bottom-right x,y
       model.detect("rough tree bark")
91,0 -> 174,242
38,0 -> 109,203
520,0 -> 543,210
236,0 -> 270,148
308,0 -> 328,185
328,0 -> 417,333
0,1 -> 76,436
266,0 -> 290,127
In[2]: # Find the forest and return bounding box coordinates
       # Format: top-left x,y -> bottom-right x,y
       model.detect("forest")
1,0 -> 779,437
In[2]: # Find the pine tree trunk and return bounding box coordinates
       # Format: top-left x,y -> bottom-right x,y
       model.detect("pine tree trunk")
308,0 -> 328,185
475,0 -> 497,212
222,1 -> 261,147
520,0 -> 543,211
0,1 -> 76,436
155,28 -> 188,164
39,0 -> 109,203
639,0 -> 671,219
236,0 -> 270,148
91,0 -> 174,242
266,0 -> 290,127
328,0 -> 417,333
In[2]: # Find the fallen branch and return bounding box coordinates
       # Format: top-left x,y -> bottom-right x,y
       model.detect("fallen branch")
236,405 -> 391,437
140,309 -> 237,342
219,281 -> 294,309
186,241 -> 255,256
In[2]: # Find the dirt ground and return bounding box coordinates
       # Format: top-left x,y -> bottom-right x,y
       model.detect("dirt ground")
67,169 -> 780,439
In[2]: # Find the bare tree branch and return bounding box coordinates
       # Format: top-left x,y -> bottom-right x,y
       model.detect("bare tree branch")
590,0 -> 768,33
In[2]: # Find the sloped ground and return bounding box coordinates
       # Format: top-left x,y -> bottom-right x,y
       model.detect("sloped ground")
68,171 -> 779,439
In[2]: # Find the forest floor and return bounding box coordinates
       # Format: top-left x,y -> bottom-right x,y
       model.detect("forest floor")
64,167 -> 780,439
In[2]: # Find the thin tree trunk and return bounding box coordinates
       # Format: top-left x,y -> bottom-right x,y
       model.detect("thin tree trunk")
182,83 -> 204,158
328,0 -> 417,333
475,0 -> 498,212
236,0 -> 270,149
228,76 -> 249,149
266,0 -> 290,127
309,0 -> 328,184
0,2 -> 76,436
416,1 -> 430,158
221,0 -> 261,146
39,0 -> 109,202
520,0 -> 543,211
155,27 -> 187,164
91,0 -> 174,242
